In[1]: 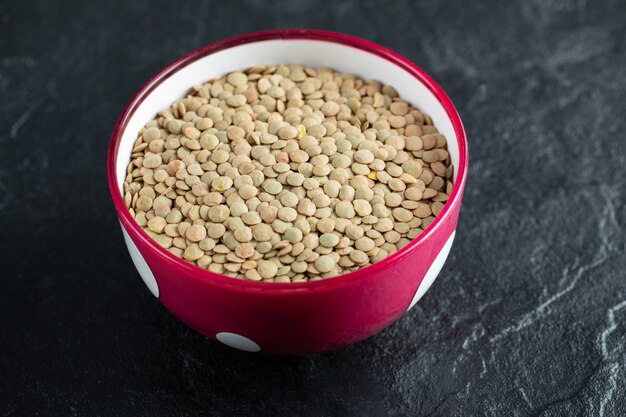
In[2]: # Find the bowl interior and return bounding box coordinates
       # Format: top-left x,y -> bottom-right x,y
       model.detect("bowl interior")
115,38 -> 460,191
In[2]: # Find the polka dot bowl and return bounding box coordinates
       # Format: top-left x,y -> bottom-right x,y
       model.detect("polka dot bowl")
107,30 -> 468,354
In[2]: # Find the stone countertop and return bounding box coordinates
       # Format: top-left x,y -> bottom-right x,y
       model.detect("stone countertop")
1,0 -> 625,415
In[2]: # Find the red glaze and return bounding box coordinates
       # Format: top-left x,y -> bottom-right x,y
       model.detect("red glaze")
108,30 -> 468,354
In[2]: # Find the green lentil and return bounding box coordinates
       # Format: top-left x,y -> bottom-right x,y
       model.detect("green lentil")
125,64 -> 455,282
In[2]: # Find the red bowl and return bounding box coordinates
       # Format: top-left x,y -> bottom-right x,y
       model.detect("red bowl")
107,30 -> 468,354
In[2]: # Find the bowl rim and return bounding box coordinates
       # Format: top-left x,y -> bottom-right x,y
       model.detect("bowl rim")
107,29 -> 468,294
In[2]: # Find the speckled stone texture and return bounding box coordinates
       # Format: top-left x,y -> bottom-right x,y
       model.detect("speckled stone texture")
1,0 -> 625,416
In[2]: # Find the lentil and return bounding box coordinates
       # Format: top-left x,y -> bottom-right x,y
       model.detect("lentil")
124,65 -> 455,282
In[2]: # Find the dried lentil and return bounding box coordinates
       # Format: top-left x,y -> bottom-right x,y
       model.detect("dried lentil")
124,65 -> 455,282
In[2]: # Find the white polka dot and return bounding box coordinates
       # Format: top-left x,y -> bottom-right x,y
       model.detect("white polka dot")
121,224 -> 160,298
216,332 -> 261,352
407,231 -> 456,311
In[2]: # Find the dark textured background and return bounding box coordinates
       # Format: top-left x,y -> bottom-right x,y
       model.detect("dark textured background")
1,0 -> 625,416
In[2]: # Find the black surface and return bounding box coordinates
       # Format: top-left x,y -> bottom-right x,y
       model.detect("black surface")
1,0 -> 626,416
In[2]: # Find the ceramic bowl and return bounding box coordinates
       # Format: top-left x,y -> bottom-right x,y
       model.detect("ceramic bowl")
107,30 -> 468,354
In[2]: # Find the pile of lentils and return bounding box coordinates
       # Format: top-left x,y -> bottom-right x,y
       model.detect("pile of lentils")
123,64 -> 454,283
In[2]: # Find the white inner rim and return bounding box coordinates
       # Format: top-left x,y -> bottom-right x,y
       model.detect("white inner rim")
116,39 -> 459,194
